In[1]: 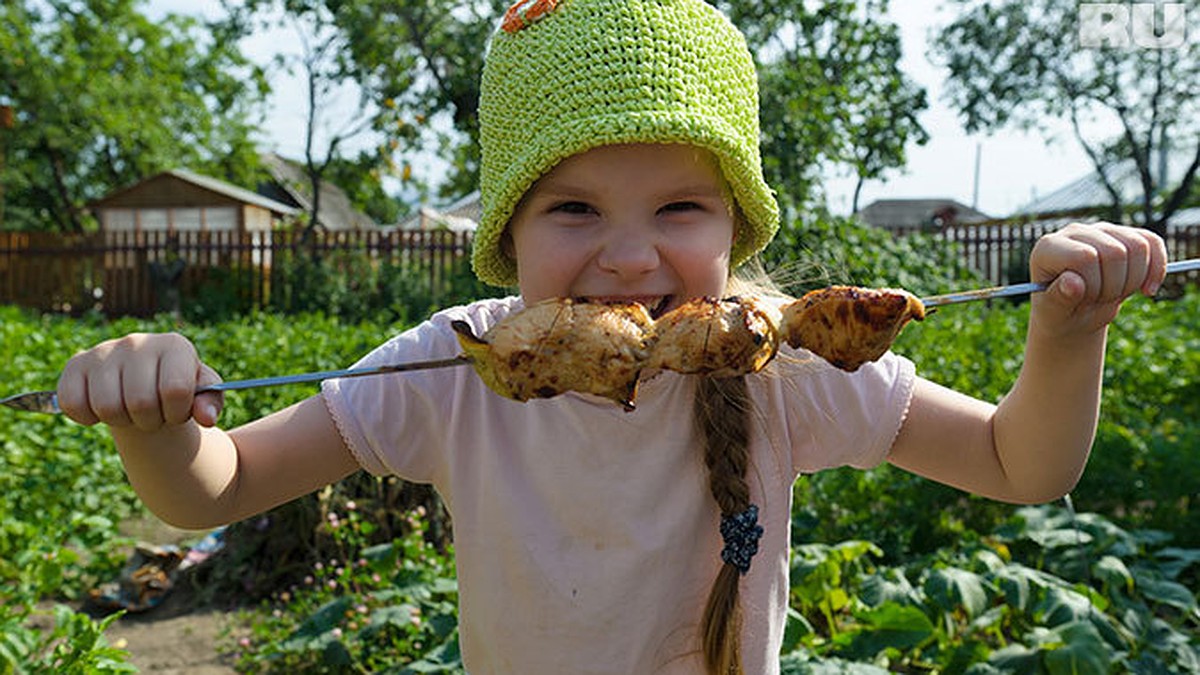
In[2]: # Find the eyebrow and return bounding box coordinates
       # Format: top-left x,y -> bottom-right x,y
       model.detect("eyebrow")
532,181 -> 726,200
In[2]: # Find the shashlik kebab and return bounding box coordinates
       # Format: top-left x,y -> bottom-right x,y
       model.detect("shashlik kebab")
451,287 -> 925,409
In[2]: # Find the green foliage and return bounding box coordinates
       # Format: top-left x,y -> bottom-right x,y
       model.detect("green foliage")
1077,293 -> 1200,547
223,504 -> 462,673
717,0 -> 929,216
763,210 -> 981,297
0,0 -> 267,232
261,245 -> 505,326
931,0 -> 1200,233
0,603 -> 135,674
783,505 -> 1200,672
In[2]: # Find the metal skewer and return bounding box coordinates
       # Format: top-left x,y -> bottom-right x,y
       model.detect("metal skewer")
921,258 -> 1200,308
1,356 -> 473,415
4,258 -> 1199,415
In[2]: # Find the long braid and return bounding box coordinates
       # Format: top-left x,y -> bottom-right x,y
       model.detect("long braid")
695,375 -> 754,675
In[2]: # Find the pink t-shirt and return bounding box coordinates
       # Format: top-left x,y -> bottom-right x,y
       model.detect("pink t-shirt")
322,296 -> 915,674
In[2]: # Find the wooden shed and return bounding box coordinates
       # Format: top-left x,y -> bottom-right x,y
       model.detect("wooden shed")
89,168 -> 299,233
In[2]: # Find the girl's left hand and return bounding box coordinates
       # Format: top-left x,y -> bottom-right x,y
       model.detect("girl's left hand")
1027,221 -> 1168,339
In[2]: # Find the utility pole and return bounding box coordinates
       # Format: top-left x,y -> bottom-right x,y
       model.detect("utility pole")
972,141 -> 982,211
0,105 -> 12,230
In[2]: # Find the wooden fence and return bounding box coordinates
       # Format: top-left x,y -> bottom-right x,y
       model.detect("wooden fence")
0,229 -> 474,316
893,219 -> 1200,290
1,223 -> 1197,317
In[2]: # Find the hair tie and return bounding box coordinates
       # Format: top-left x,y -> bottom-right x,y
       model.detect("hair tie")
719,504 -> 763,575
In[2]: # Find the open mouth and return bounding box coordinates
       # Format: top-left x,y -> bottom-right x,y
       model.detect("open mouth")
648,296 -> 673,319
585,295 -> 673,319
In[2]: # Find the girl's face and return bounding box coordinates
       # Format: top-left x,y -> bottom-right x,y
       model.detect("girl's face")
507,143 -> 736,315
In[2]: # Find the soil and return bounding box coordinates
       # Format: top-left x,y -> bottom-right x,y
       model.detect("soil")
100,585 -> 237,674
92,516 -> 240,674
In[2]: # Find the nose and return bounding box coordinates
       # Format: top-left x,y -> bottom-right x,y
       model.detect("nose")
596,228 -> 660,279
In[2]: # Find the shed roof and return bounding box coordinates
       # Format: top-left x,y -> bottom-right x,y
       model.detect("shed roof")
90,169 -> 299,216
394,191 -> 480,232
258,152 -> 378,230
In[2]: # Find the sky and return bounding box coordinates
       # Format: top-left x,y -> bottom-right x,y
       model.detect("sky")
149,0 -> 1102,219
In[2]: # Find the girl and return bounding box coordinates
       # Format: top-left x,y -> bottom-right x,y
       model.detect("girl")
57,1 -> 1167,673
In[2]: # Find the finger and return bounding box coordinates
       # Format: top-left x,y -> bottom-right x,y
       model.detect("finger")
1093,222 -> 1161,299
192,363 -> 225,428
1116,230 -> 1151,299
1047,269 -> 1087,307
87,362 -> 133,428
1035,231 -> 1103,303
123,352 -> 166,431
1080,225 -> 1132,299
1143,230 -> 1169,295
56,357 -> 99,426
159,346 -> 200,426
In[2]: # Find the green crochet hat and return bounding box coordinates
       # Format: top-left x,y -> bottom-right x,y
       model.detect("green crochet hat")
472,0 -> 780,287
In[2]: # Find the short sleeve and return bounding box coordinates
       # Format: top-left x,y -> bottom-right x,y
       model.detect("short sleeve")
321,296 -> 524,482
769,348 -> 916,475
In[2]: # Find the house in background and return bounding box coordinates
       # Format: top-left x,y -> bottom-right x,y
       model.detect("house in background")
855,198 -> 992,231
90,152 -> 378,235
90,168 -> 299,234
256,152 -> 378,231
393,190 -> 480,232
1012,157 -> 1200,230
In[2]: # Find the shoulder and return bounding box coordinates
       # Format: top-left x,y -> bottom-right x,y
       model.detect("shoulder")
427,295 -> 525,337
363,296 -> 525,364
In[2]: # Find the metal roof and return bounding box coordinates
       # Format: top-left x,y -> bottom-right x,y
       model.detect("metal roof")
1015,155 -> 1198,217
856,198 -> 992,229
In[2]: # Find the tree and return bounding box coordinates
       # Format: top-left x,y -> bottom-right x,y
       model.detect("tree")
256,1 -> 924,217
717,0 -> 929,219
326,0 -> 506,201
0,0 -> 268,232
932,0 -> 1200,236
230,0 -> 409,234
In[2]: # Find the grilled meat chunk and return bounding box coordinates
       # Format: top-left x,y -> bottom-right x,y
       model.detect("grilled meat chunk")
452,298 -> 655,409
780,286 -> 925,372
647,296 -> 781,377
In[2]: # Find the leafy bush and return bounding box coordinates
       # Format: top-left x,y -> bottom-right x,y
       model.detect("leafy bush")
763,211 -> 981,296
261,245 -> 505,326
781,505 -> 1200,673
221,503 -> 461,673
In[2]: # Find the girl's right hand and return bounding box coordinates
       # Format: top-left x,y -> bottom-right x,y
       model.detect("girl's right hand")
57,333 -> 224,430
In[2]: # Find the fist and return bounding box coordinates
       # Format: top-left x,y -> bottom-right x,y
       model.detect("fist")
1028,221 -> 1167,336
57,332 -> 224,430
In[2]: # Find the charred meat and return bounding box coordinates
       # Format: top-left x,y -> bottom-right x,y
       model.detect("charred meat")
646,296 -> 781,378
780,286 -> 925,372
452,298 -> 655,409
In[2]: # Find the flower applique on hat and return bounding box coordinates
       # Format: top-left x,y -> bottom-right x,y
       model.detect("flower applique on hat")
502,0 -> 559,33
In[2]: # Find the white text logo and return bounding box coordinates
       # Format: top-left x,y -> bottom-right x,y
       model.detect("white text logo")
1079,3 -> 1189,48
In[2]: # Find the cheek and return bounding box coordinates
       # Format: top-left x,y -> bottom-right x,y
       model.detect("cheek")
512,229 -> 584,300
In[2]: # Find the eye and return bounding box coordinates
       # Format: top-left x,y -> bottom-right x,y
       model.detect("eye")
551,201 -> 595,215
659,201 -> 703,214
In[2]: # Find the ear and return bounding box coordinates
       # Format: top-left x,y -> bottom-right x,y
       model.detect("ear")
729,202 -> 746,248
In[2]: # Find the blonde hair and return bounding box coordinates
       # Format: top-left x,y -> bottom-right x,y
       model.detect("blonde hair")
693,259 -> 784,675
695,374 -> 753,674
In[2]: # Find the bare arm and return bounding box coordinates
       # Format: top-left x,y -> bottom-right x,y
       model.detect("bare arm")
887,222 -> 1167,504
58,333 -> 359,529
